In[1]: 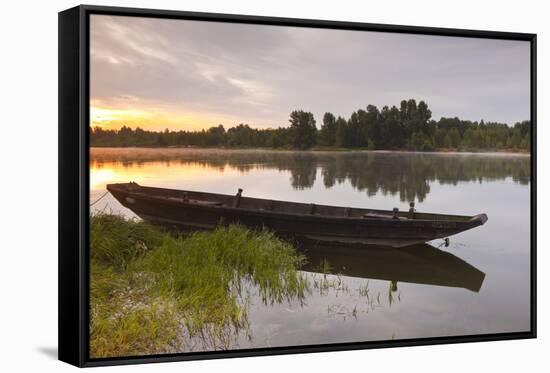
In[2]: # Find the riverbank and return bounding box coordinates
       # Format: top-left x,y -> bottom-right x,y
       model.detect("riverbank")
310,146 -> 530,155
90,213 -> 308,358
90,146 -> 530,157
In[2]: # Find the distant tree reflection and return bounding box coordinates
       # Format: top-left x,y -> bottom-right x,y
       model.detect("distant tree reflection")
91,149 -> 530,202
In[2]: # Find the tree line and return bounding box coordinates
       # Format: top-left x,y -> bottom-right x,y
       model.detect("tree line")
90,99 -> 531,151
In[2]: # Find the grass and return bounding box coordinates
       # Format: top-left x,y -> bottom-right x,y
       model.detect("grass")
89,213 -> 307,358
89,213 -> 403,357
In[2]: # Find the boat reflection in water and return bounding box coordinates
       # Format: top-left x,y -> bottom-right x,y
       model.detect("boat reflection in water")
295,239 -> 485,293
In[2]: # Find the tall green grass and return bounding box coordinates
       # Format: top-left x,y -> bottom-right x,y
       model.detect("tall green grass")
89,213 -> 307,358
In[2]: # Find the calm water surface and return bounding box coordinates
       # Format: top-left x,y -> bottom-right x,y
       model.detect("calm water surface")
90,147 -> 531,350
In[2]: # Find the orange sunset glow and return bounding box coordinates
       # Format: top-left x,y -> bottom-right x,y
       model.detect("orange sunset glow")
90,104 -> 239,132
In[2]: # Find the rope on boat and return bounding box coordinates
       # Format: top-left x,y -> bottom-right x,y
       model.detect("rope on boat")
90,191 -> 110,207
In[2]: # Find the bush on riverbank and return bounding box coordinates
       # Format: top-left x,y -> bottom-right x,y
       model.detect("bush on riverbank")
90,214 -> 307,358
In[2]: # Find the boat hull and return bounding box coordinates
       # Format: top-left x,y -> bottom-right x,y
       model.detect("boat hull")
106,183 -> 487,248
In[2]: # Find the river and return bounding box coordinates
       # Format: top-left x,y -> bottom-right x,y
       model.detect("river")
90,147 -> 531,350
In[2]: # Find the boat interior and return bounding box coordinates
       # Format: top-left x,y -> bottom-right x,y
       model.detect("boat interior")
110,182 -> 475,222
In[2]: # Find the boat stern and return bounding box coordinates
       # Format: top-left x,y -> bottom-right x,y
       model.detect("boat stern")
469,213 -> 488,227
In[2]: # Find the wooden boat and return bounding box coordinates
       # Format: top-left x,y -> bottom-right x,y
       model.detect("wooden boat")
297,240 -> 485,292
107,182 -> 488,248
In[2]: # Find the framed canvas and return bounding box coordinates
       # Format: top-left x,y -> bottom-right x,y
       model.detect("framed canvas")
58,4 -> 537,367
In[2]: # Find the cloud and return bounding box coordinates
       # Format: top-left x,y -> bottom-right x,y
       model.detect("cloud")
90,15 -> 530,130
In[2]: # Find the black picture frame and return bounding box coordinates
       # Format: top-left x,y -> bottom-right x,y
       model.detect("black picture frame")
58,4 -> 537,367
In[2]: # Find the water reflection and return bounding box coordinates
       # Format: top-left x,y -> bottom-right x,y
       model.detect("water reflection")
297,240 -> 485,292
91,148 -> 530,202
89,147 -> 531,347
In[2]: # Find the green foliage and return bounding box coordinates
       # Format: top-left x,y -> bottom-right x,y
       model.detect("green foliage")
289,110 -> 317,149
448,128 -> 461,148
434,128 -> 446,148
335,116 -> 349,147
90,213 -> 164,269
89,214 -> 307,357
367,138 -> 376,150
319,112 -> 337,146
409,131 -> 433,151
90,100 -> 530,152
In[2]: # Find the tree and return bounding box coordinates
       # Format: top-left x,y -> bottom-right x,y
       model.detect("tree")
381,105 -> 403,148
507,130 -> 522,149
448,128 -> 461,148
443,132 -> 453,148
335,116 -> 349,148
410,131 -> 432,151
365,105 -> 382,147
347,111 -> 363,147
156,131 -> 167,146
520,133 -> 530,150
462,128 -> 474,149
434,128 -> 447,148
367,137 -> 376,150
289,110 -> 317,149
514,120 -> 530,138
227,124 -> 255,147
417,101 -> 432,126
319,112 -> 337,146
206,125 -> 226,146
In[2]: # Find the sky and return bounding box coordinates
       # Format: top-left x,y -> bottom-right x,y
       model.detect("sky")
90,15 -> 531,132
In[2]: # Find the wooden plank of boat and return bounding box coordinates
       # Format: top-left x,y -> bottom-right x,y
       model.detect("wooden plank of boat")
106,182 -> 488,248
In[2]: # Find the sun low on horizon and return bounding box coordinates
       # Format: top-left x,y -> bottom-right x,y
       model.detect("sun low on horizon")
89,103 -> 237,132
